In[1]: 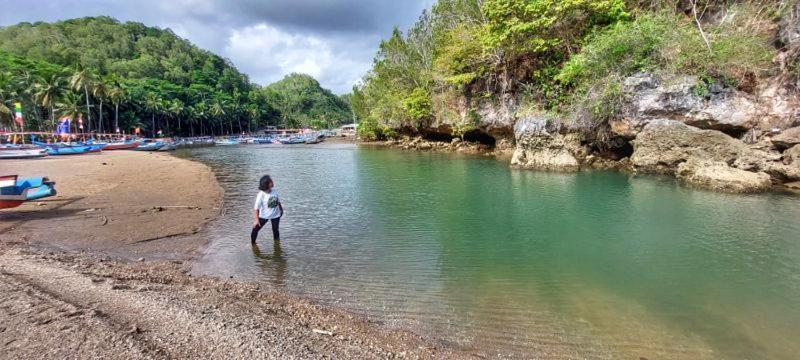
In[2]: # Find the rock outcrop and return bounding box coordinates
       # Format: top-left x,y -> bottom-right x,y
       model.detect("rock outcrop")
771,126 -> 800,150
612,73 -> 757,138
630,120 -> 748,174
676,161 -> 772,193
511,116 -> 587,171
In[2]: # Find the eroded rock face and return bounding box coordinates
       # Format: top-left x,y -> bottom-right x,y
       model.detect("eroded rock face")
511,116 -> 587,171
780,0 -> 800,46
786,145 -> 800,165
771,127 -> 800,150
475,100 -> 516,139
630,120 -> 748,174
612,73 -> 756,138
676,161 -> 772,193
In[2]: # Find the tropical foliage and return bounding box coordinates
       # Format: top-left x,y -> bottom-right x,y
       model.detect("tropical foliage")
0,17 -> 350,135
351,0 -> 781,139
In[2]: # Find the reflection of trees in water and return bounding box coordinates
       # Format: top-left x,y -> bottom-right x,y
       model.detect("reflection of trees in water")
252,242 -> 287,288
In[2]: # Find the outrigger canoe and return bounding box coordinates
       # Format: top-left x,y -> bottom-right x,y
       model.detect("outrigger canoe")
103,140 -> 141,150
214,139 -> 237,146
44,145 -> 92,156
135,141 -> 165,151
0,175 -> 57,209
0,147 -> 48,159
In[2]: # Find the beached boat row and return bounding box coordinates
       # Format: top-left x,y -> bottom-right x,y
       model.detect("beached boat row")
0,136 -> 220,159
215,133 -> 327,146
1,131 -> 326,159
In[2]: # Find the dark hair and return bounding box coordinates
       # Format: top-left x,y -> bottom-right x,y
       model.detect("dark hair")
258,175 -> 273,191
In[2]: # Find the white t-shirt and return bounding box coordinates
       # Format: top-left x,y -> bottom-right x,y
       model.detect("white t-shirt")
254,190 -> 282,219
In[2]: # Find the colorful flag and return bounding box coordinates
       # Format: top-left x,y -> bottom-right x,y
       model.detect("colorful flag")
57,117 -> 71,135
13,102 -> 23,126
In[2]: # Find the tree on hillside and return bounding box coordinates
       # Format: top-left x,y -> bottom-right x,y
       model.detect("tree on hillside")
143,92 -> 161,137
33,74 -> 66,129
69,66 -> 96,132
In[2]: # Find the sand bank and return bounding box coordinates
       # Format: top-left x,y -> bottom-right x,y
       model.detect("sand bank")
0,151 -> 468,359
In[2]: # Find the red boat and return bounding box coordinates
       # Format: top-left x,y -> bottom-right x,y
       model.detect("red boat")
103,141 -> 141,150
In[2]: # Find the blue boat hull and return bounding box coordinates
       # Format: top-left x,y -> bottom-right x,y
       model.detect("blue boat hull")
0,176 -> 57,209
44,146 -> 92,155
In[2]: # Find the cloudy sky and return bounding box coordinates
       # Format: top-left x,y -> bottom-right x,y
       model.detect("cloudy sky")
0,0 -> 434,93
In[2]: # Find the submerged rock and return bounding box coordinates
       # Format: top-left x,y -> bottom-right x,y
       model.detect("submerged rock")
676,161 -> 772,193
511,116 -> 587,171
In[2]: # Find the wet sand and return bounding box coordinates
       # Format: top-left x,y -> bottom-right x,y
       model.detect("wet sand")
0,151 -> 469,359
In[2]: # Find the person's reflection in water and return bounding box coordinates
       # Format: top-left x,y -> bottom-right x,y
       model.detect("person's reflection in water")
251,241 -> 287,288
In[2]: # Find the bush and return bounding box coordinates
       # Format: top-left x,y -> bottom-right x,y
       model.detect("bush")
558,5 -> 777,131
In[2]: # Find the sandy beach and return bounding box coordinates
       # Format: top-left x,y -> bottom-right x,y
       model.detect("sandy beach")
0,151 -> 468,359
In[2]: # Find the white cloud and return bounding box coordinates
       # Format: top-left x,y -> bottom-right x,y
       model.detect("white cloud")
224,23 -> 372,93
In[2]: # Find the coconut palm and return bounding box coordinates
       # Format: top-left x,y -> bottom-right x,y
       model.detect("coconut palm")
143,92 -> 161,137
33,74 -> 66,129
106,82 -> 126,133
0,72 -> 15,129
92,78 -> 109,134
167,100 -> 185,133
246,104 -> 261,133
69,66 -> 96,132
56,91 -> 83,133
210,98 -> 227,135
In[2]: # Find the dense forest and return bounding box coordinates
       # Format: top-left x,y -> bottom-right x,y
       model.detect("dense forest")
352,0 -> 787,140
0,17 -> 350,136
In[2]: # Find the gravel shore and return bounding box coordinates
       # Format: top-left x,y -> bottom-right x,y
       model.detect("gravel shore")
0,151 -> 471,359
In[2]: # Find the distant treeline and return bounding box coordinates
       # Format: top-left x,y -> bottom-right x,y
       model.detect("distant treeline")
0,16 -> 351,136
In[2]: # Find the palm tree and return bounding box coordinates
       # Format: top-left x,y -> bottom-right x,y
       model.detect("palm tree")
210,98 -> 227,135
69,66 -> 96,132
192,103 -> 208,136
92,78 -> 108,134
143,92 -> 161,137
56,91 -> 82,133
167,100 -> 184,133
33,74 -> 66,130
0,72 -> 16,130
106,82 -> 126,133
246,105 -> 261,133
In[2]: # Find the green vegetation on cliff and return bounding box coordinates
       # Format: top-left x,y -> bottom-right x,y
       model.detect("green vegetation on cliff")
0,17 -> 349,135
353,0 -> 782,140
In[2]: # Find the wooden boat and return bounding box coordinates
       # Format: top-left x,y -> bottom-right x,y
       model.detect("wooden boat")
214,139 -> 237,146
85,143 -> 106,153
305,135 -> 324,144
158,143 -> 177,151
0,175 -> 57,209
278,137 -> 305,144
135,141 -> 165,151
44,145 -> 92,156
104,140 -> 141,150
0,147 -> 48,159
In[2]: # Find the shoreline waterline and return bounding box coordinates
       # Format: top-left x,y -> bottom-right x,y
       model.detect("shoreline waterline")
0,150 -> 468,359
185,144 -> 800,359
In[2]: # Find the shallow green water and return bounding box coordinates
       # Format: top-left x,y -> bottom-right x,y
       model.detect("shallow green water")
184,144 -> 800,358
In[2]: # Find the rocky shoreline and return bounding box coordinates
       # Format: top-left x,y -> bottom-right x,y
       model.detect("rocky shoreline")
371,70 -> 800,194
362,2 -> 800,195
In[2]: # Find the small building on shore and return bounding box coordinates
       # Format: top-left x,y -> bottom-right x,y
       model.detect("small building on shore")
340,123 -> 357,136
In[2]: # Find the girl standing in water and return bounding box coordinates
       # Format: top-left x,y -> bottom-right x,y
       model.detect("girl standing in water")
251,175 -> 283,244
